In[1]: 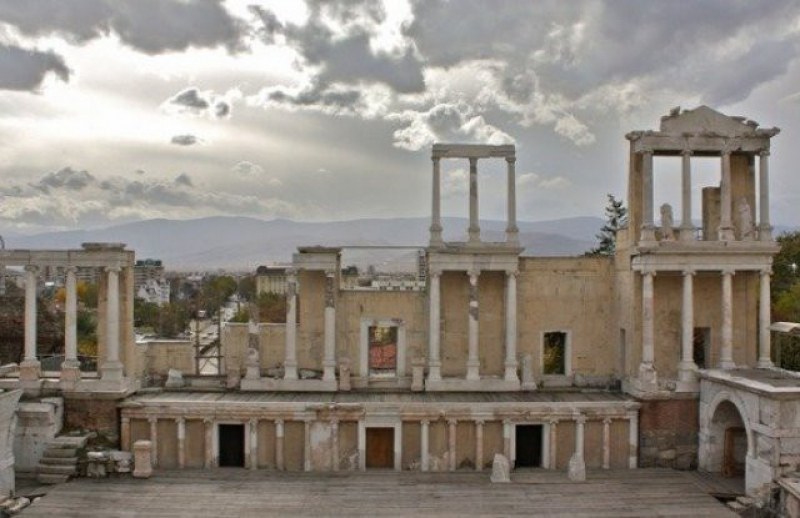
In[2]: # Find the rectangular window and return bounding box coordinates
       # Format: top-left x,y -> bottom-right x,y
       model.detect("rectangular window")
369,325 -> 398,377
543,331 -> 567,375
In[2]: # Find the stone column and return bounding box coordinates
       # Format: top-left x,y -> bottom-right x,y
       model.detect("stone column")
420,419 -> 430,472
548,419 -> 558,470
303,419 -> 311,472
466,271 -> 480,381
428,271 -> 442,382
475,420 -> 484,471
638,270 -> 657,387
502,419 -> 511,461
678,270 -> 698,384
121,416 -> 131,452
506,156 -> 519,244
331,419 -> 340,472
284,271 -> 298,380
148,417 -> 158,467
177,418 -> 186,469
247,418 -> 257,470
680,149 -> 694,241
719,149 -> 735,241
504,271 -> 519,383
61,266 -> 81,383
640,150 -> 656,242
759,150 -> 772,241
275,419 -> 285,471
602,418 -> 611,470
758,269 -> 773,368
322,271 -> 336,383
430,156 -> 443,246
568,415 -> 586,481
628,411 -> 638,469
720,269 -> 736,369
101,266 -> 123,381
204,418 -> 213,468
20,265 -> 40,382
447,419 -> 458,472
468,157 -> 480,243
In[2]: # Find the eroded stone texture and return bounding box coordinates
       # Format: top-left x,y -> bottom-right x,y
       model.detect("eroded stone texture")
133,440 -> 153,478
490,453 -> 510,483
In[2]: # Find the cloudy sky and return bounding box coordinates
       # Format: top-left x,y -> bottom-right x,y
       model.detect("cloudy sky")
0,0 -> 799,234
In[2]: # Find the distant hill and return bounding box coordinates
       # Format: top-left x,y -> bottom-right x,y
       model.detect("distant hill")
2,216 -> 604,270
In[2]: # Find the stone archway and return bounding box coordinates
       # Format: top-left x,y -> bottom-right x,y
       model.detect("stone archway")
700,391 -> 752,480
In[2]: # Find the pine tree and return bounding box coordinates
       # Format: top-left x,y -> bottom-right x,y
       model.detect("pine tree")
586,194 -> 627,256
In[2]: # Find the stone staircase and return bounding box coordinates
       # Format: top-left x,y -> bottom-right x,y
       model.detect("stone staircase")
36,435 -> 89,484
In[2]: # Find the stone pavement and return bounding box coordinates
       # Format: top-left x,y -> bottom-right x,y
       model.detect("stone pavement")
21,468 -> 735,517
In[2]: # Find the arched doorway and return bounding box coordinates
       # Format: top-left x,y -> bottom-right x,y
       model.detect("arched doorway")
705,399 -> 749,478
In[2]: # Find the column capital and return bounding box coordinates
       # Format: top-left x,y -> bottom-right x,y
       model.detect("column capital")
431,156 -> 441,164
420,418 -> 430,426
721,268 -> 736,277
502,418 -> 512,426
249,417 -> 258,427
24,264 -> 38,273
639,147 -> 653,156
105,265 -> 121,274
574,414 -> 587,425
330,417 -> 339,427
121,416 -> 130,424
505,156 -> 516,164
548,417 -> 559,426
468,156 -> 478,166
760,268 -> 772,276
506,270 -> 519,279
626,410 -> 638,420
203,417 -> 213,425
176,417 -> 185,425
64,265 -> 78,274
682,269 -> 696,277
641,268 -> 656,277
446,418 -> 458,426
324,270 -> 335,278
148,416 -> 157,424
429,268 -> 442,278
468,270 -> 480,283
759,149 -> 770,158
474,419 -> 485,426
681,148 -> 693,157
274,418 -> 284,426
602,417 -> 613,425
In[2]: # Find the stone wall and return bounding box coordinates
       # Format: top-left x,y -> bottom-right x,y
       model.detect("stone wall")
63,395 -> 120,445
0,390 -> 21,497
14,397 -> 62,472
638,397 -> 698,469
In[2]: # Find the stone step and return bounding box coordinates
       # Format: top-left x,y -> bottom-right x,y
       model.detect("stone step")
50,435 -> 89,449
726,500 -> 746,512
39,457 -> 78,466
736,495 -> 755,506
36,473 -> 71,485
37,464 -> 77,476
42,447 -> 77,458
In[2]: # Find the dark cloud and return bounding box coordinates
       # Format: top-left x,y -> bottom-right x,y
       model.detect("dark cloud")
36,167 -> 95,191
169,88 -> 210,110
174,173 -> 193,187
214,101 -> 230,118
0,43 -> 70,91
265,81 -> 363,114
0,0 -> 246,54
166,87 -> 232,118
170,134 -> 198,146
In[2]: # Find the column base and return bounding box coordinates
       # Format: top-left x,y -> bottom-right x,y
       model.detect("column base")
322,361 -> 336,383
283,360 -> 298,380
718,227 -> 735,241
244,365 -> 261,381
100,360 -> 124,382
19,359 -> 41,383
466,360 -> 480,381
640,226 -> 657,243
60,360 -> 82,386
758,225 -> 773,242
677,361 -> 699,383
503,361 -> 519,384
427,362 -> 441,383
757,359 -> 774,369
678,226 -> 695,241
636,363 -> 658,392
505,229 -> 519,245
718,359 -> 736,370
567,453 -> 586,482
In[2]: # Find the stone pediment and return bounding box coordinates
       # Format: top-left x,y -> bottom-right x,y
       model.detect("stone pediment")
659,106 -> 762,137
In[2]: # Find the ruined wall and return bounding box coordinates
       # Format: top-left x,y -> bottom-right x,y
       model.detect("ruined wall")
402,421 -> 421,469
297,270 -> 325,372
441,272 -> 468,378
339,422 -> 358,471
477,272 -> 505,377
221,323 -> 287,375
63,396 -> 119,444
157,420 -> 178,468
517,257 -> 616,382
135,340 -> 194,381
639,398 -> 698,469
185,420 -> 205,468
284,421 -> 304,471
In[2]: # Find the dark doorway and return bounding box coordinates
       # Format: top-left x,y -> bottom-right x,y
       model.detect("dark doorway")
515,425 -> 543,468
366,427 -> 394,469
694,327 -> 711,368
218,424 -> 245,467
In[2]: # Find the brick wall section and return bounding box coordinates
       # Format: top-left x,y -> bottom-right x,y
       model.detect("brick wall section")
638,397 -> 699,469
64,397 -> 120,447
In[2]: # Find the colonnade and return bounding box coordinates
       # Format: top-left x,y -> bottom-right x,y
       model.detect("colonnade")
639,147 -> 772,242
639,267 -> 773,387
427,269 -> 519,384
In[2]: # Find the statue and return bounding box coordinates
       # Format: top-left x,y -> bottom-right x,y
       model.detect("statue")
660,203 -> 675,241
490,453 -> 511,483
737,197 -> 755,240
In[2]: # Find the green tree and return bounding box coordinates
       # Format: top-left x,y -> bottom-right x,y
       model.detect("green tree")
772,231 -> 800,303
200,275 -> 237,316
586,194 -> 628,256
256,292 -> 287,323
238,275 -> 256,302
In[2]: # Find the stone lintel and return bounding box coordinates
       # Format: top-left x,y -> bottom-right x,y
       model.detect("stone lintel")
432,143 -> 515,159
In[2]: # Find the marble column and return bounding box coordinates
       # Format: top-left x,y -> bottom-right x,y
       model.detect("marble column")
474,420 -> 484,471
502,420 -> 511,461
759,150 -> 772,241
303,419 -> 312,472
504,271 -> 519,383
758,269 -> 773,368
148,417 -> 158,467
466,271 -> 480,381
640,151 -> 656,242
204,418 -> 213,468
548,419 -> 558,470
428,271 -> 442,382
331,419 -> 339,472
719,150 -> 735,241
284,271 -> 298,380
568,415 -> 586,481
121,417 -> 131,452
638,270 -> 657,387
101,266 -> 123,381
20,265 -> 40,382
61,266 -> 81,383
430,156 -> 443,246
678,270 -> 698,384
506,156 -> 519,244
177,418 -> 186,469
322,271 -> 336,383
275,419 -> 285,471
468,157 -> 480,243
420,419 -> 430,472
248,418 -> 258,470
602,418 -> 611,470
447,419 -> 457,471
679,149 -> 694,241
720,269 -> 736,369
628,411 -> 638,469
